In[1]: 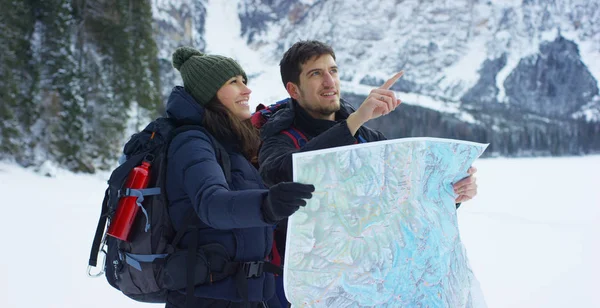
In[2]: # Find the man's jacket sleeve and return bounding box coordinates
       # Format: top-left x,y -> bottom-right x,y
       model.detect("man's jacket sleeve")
259,120 -> 358,186
170,131 -> 272,230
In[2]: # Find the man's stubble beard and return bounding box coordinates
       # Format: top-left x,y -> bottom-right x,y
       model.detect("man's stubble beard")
298,87 -> 340,119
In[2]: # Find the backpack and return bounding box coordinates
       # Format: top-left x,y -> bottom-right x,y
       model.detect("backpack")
251,98 -> 367,149
251,98 -> 309,149
87,117 -> 277,305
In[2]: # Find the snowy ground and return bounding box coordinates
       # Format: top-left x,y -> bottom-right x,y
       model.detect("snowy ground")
457,155 -> 600,308
0,155 -> 598,308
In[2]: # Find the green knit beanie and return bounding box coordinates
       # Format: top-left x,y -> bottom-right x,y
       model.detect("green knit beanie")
172,46 -> 247,106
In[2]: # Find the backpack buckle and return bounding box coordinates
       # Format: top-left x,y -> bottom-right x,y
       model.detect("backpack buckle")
117,188 -> 131,198
242,261 -> 264,278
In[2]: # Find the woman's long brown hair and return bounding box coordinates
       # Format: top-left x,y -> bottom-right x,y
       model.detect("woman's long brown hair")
203,97 -> 261,163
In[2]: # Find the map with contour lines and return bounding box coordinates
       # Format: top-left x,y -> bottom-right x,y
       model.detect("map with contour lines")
286,137 -> 488,308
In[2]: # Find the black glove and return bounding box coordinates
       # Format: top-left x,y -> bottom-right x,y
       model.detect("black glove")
261,182 -> 315,224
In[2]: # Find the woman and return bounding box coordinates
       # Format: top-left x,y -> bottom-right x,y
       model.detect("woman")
164,47 -> 313,307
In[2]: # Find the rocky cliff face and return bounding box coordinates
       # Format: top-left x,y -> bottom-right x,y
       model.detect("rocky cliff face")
153,0 -> 208,101
504,36 -> 598,117
461,54 -> 508,106
151,0 -> 600,157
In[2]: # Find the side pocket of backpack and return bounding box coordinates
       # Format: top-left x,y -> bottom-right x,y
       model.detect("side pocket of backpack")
104,236 -> 123,291
117,218 -> 164,298
113,246 -> 167,302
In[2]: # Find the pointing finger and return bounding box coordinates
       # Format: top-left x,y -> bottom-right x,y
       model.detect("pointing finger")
380,71 -> 404,90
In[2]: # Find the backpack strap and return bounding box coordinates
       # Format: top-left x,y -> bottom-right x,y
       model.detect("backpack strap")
251,98 -> 291,129
88,188 -> 110,269
118,187 -> 162,232
211,139 -> 232,183
170,207 -> 200,248
281,126 -> 308,149
282,126 -> 367,149
234,260 -> 282,302
186,223 -> 200,308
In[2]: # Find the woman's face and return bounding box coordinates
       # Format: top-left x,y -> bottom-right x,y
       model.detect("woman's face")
216,75 -> 252,120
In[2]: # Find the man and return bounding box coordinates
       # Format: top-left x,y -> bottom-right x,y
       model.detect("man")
257,40 -> 478,306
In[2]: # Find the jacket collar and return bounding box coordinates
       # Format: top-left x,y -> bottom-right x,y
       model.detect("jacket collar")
260,97 -> 356,138
165,86 -> 206,125
165,86 -> 241,152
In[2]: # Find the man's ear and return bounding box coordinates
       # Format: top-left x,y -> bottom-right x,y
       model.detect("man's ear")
285,82 -> 300,100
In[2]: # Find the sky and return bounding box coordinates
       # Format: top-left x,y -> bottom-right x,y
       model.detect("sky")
0,154 -> 598,308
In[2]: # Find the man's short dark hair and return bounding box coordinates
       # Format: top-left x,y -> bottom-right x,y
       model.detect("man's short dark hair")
279,40 -> 336,87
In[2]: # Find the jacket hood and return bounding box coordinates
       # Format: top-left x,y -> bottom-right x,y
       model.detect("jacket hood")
166,86 -> 206,125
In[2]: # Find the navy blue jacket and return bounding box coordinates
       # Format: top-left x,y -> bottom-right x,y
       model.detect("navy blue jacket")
164,86 -> 277,305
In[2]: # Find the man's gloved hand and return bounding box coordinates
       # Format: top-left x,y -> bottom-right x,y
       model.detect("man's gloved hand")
262,182 -> 315,224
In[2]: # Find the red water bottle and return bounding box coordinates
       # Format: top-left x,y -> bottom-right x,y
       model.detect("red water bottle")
107,160 -> 152,241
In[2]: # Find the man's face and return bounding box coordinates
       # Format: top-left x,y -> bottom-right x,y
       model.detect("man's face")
288,54 -> 340,120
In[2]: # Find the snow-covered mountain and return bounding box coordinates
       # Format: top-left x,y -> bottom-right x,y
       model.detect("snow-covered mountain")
240,0 -> 600,108
152,0 -> 600,157
2,0 -> 598,172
